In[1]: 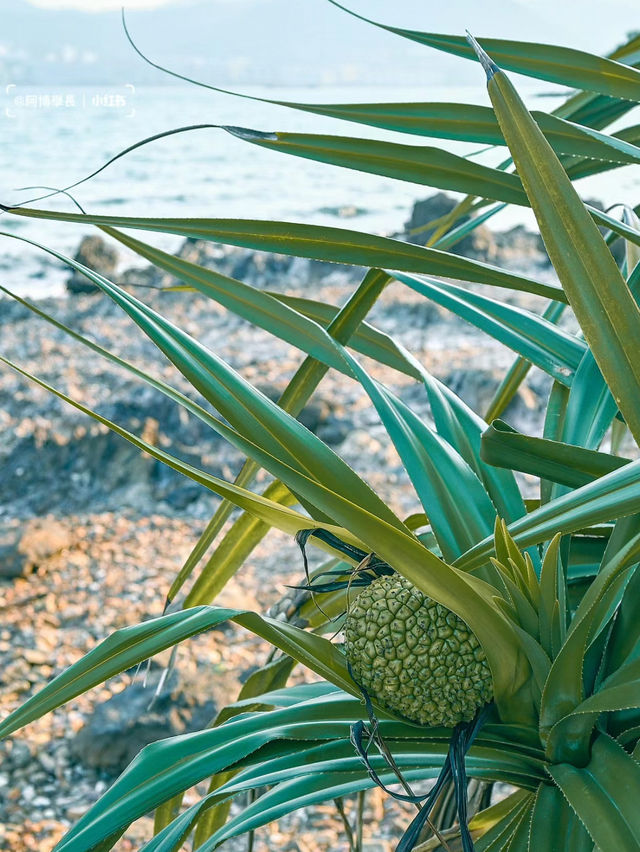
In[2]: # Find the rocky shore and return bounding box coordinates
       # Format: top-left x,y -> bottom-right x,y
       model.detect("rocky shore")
0,195 -> 560,850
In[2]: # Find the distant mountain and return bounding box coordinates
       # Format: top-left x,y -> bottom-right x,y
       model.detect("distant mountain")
0,0 -> 634,87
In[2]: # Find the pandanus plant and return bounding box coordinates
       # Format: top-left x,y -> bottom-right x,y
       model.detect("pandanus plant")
2,3 -> 640,849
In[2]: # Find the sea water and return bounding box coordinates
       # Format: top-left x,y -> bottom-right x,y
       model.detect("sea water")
1,83 -> 638,297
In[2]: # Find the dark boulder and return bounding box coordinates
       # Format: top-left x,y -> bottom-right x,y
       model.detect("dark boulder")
493,225 -> 549,269
66,236 -> 118,294
405,193 -> 497,260
0,391 -> 225,517
256,388 -> 353,445
71,672 -> 218,773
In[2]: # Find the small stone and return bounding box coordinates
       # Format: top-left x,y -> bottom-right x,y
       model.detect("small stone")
9,741 -> 32,769
24,649 -> 49,666
20,784 -> 35,803
65,804 -> 88,820
37,753 -> 57,774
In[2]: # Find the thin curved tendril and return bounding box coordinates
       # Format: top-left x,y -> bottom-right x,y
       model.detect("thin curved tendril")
13,186 -> 88,215
0,8 -> 508,216
121,9 -> 269,102
4,124 -> 225,209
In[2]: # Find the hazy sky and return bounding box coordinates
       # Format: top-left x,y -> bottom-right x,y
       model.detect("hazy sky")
7,0 -> 638,88
24,0 -> 640,15
30,0 -> 178,7
22,0 -> 640,51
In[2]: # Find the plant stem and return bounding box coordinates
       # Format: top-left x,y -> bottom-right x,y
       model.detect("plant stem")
334,797 -> 357,852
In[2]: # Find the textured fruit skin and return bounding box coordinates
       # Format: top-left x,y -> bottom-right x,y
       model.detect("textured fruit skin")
344,574 -> 493,727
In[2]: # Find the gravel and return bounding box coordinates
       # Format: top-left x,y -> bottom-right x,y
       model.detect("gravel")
0,232 -> 568,849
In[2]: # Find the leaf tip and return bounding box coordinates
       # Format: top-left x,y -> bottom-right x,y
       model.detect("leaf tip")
223,125 -> 278,142
466,31 -> 500,80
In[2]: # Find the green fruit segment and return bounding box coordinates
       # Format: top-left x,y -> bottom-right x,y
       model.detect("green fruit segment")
344,575 -> 493,726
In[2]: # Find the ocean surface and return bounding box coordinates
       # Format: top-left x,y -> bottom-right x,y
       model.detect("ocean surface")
1,83 -> 639,297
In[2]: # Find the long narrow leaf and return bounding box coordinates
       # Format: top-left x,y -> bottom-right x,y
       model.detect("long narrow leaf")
222,129 -> 640,251
481,421 -> 629,488
471,37 -> 640,443
0,610 -> 357,740
327,2 -> 640,100
0,210 -> 567,302
225,126 -> 529,203
166,268 -> 390,604
456,458 -> 640,572
484,301 -> 567,422
391,272 -> 583,385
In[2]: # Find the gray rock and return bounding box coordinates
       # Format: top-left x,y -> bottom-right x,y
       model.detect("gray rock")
493,225 -> 549,269
381,299 -> 441,333
0,392 -> 221,517
0,520 -> 74,578
118,265 -> 159,289
256,387 -> 351,441
405,192 -> 497,260
443,368 -> 502,417
229,247 -> 295,285
317,415 -> 352,446
71,673 -> 217,773
405,193 -> 457,244
0,529 -> 24,578
297,398 -> 334,433
162,483 -> 206,510
66,236 -> 118,294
